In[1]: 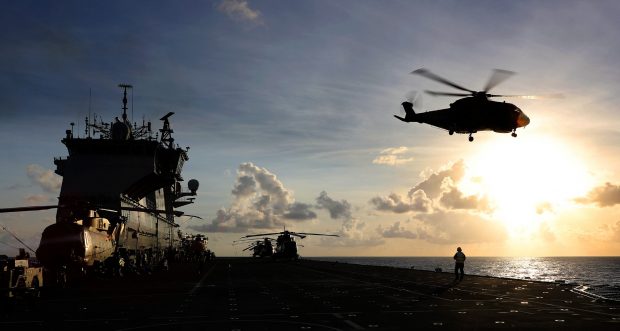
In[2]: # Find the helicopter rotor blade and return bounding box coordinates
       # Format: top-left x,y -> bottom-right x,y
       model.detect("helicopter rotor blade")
295,232 -> 340,237
0,204 -> 191,219
487,93 -> 564,100
425,90 -> 471,97
179,214 -> 203,220
0,205 -> 60,213
483,69 -> 515,93
411,68 -> 475,93
243,232 -> 283,238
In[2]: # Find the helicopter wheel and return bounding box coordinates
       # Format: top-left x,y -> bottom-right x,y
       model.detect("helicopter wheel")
468,134 -> 474,142
449,130 -> 454,135
511,131 -> 517,138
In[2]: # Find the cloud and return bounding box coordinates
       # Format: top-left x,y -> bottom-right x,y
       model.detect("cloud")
331,217 -> 384,247
26,164 -> 61,193
372,146 -> 414,166
371,160 -> 488,213
190,162 -> 315,233
283,202 -> 317,220
316,191 -> 384,247
370,191 -> 431,213
408,160 -> 466,199
217,0 -> 263,24
376,211 -> 506,245
438,178 -> 490,211
412,211 -> 508,245
575,182 -> 620,207
316,191 -> 352,219
377,221 -> 417,239
536,202 -> 553,214
24,194 -> 51,205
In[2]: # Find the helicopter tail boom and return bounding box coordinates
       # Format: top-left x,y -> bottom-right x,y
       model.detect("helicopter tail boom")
394,101 -> 416,122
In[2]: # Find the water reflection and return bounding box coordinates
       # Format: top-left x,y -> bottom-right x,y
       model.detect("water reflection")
311,256 -> 620,299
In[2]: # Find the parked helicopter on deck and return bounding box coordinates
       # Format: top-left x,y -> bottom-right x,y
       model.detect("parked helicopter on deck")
394,68 -> 559,142
242,229 -> 338,260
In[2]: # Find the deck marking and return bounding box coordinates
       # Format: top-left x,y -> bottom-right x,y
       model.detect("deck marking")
332,313 -> 365,330
189,261 -> 217,296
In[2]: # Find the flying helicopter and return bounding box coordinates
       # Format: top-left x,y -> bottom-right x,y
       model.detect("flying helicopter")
394,68 -> 558,142
0,84 -> 201,285
242,229 -> 338,260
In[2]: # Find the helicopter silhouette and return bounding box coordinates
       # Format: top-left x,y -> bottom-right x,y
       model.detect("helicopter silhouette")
248,238 -> 274,258
394,68 -> 559,142
242,229 -> 338,260
232,237 -> 275,258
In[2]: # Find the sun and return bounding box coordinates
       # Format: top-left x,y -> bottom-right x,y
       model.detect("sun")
459,135 -> 594,234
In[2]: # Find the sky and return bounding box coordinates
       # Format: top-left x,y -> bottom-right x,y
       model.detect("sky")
1,0 -> 619,257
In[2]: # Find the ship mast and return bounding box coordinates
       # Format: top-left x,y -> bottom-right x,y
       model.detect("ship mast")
118,83 -> 133,123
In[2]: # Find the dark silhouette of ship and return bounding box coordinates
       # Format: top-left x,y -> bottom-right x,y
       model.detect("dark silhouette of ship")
33,84 -> 200,283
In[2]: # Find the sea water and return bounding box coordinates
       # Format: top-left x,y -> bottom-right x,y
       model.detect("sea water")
309,256 -> 620,300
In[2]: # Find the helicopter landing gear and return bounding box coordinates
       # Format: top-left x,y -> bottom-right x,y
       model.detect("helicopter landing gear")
468,134 -> 474,142
511,129 -> 517,138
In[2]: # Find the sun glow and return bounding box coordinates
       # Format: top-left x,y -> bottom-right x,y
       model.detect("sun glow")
459,135 -> 594,235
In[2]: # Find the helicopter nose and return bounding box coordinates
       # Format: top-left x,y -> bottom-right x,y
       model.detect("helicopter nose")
517,112 -> 530,127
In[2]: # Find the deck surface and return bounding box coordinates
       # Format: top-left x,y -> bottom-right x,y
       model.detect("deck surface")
2,257 -> 619,330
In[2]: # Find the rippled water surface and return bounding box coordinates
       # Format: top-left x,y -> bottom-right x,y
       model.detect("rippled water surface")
309,256 -> 620,300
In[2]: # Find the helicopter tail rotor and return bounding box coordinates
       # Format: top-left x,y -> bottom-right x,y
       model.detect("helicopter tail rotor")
395,101 -> 416,122
395,90 -> 420,122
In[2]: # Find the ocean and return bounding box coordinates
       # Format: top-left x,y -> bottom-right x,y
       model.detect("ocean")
308,256 -> 620,301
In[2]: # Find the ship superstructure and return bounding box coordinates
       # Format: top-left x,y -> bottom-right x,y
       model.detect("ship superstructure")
36,84 -> 199,273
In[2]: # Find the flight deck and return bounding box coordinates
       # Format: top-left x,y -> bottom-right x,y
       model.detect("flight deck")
2,258 -> 619,330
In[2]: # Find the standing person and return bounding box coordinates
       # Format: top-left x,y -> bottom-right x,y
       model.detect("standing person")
453,247 -> 466,281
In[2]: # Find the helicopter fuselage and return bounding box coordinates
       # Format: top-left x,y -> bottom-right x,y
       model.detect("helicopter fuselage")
397,97 -> 530,137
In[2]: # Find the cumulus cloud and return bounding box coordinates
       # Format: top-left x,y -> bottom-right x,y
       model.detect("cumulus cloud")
377,221 -> 417,239
283,202 -> 317,220
438,178 -> 490,211
317,191 -> 384,247
371,160 -> 488,213
370,190 -> 431,213
372,146 -> 415,166
26,164 -> 61,193
409,160 -> 466,199
217,0 -> 263,24
316,191 -> 352,219
190,162 -> 315,233
375,211 -> 506,244
575,182 -> 620,207
412,211 -> 508,244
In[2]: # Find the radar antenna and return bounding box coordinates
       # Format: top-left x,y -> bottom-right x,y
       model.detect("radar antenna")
159,112 -> 175,148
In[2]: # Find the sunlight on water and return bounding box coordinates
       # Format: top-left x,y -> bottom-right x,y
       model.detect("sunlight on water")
311,256 -> 620,300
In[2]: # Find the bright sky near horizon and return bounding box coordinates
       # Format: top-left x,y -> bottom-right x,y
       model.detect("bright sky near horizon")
1,0 -> 619,257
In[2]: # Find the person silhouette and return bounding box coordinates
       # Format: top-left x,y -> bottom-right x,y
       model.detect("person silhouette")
453,247 -> 466,281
